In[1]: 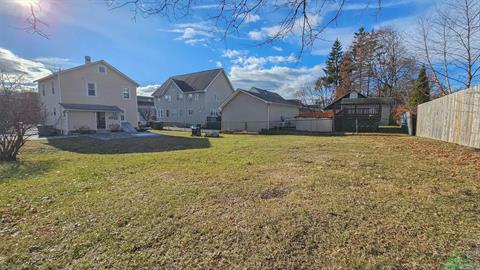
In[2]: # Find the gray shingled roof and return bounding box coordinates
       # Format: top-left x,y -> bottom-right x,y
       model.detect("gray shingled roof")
153,68 -> 223,96
60,103 -> 123,112
243,87 -> 300,106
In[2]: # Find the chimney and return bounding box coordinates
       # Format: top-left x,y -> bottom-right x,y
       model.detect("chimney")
84,56 -> 91,64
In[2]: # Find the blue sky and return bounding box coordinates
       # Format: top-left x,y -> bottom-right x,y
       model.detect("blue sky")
0,0 -> 436,97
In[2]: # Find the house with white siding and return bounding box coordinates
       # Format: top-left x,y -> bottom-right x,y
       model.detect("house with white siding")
152,68 -> 234,127
220,87 -> 301,132
36,56 -> 139,134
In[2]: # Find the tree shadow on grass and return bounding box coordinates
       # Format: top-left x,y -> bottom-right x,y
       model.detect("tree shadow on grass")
46,135 -> 211,154
0,160 -> 55,183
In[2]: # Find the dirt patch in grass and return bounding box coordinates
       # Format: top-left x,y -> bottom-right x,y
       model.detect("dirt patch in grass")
259,187 -> 288,200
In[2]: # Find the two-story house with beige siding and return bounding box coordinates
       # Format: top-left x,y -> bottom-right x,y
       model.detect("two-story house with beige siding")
36,56 -> 139,134
152,69 -> 235,127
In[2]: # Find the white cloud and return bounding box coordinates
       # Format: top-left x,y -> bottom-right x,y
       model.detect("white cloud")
34,57 -> 76,69
232,55 -> 296,69
247,15 -> 321,41
0,48 -> 52,82
192,4 -> 219,9
161,22 -> 216,46
229,64 -> 324,98
225,52 -> 320,98
248,31 -> 264,41
272,46 -> 283,52
245,14 -> 261,23
222,49 -> 248,58
215,61 -> 223,68
137,84 -> 161,96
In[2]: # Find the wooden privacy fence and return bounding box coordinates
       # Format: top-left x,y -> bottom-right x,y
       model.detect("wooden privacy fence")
417,86 -> 480,148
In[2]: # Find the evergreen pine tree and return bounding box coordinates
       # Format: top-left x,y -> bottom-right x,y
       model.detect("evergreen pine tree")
409,65 -> 431,112
323,39 -> 343,88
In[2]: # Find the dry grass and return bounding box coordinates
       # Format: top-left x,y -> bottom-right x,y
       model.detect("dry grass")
1,131 -> 479,269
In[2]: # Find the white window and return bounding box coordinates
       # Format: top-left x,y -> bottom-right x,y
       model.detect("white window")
98,65 -> 107,74
158,110 -> 163,118
188,109 -> 194,116
194,94 -> 199,101
121,110 -> 125,121
51,81 -> 55,94
156,96 -> 161,101
165,95 -> 171,102
123,87 -> 130,99
188,94 -> 193,100
210,109 -> 219,116
165,109 -> 170,117
177,94 -> 183,100
87,82 -> 96,96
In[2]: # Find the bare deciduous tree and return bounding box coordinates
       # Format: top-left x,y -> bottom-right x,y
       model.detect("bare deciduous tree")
294,79 -> 334,108
0,72 -> 43,162
138,107 -> 155,122
371,28 -> 417,102
415,0 -> 480,95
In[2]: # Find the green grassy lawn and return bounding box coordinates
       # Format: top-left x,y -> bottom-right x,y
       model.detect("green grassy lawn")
1,131 -> 479,269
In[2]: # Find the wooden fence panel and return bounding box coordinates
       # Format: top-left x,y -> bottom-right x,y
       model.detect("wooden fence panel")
417,86 -> 480,148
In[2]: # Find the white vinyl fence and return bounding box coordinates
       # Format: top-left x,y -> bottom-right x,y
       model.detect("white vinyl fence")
295,118 -> 333,132
417,86 -> 480,148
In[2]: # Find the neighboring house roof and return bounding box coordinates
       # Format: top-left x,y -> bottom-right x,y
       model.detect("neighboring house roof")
137,96 -> 154,106
152,68 -> 225,96
219,87 -> 301,110
324,96 -> 396,110
339,97 -> 396,105
35,60 -> 140,86
286,99 -> 304,107
324,90 -> 368,110
60,103 -> 123,112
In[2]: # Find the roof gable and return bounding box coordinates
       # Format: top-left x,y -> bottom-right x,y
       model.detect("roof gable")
324,90 -> 367,110
153,68 -> 223,96
35,60 -> 139,86
219,87 -> 300,110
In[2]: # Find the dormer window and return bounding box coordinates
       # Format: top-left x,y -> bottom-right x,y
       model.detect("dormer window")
123,87 -> 130,99
87,82 -> 96,96
98,65 -> 107,74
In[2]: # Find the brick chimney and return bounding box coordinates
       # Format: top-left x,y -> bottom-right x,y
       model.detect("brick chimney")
85,56 -> 91,64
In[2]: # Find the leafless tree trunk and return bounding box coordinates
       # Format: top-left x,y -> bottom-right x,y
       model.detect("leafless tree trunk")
138,108 -> 154,122
0,72 -> 43,162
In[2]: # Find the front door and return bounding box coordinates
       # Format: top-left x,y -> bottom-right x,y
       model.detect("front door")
96,112 -> 106,129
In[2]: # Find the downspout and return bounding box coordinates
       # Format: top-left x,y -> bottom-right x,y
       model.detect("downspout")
267,103 -> 270,130
57,68 -> 65,134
